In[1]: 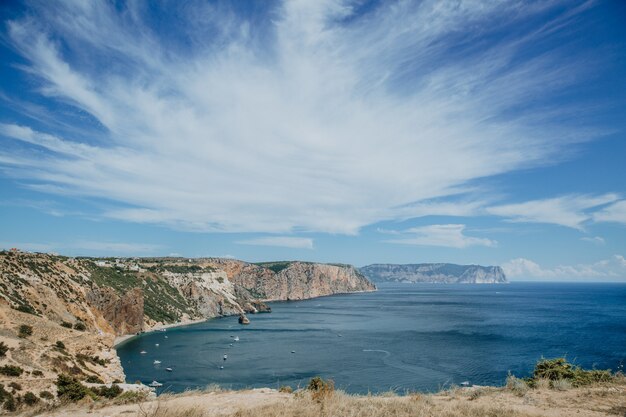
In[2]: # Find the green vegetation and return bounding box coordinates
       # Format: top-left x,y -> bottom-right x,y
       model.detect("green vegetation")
85,375 -> 104,384
508,358 -> 616,390
18,324 -> 33,338
56,340 -> 66,349
93,384 -> 122,399
0,384 -> 16,411
0,341 -> 8,357
529,357 -> 613,387
32,370 -> 44,377
279,385 -> 294,393
23,391 -> 39,405
39,390 -> 54,400
61,321 -> 73,328
56,374 -> 90,401
8,382 -> 21,391
256,261 -> 294,273
0,365 -> 24,377
73,321 -> 87,331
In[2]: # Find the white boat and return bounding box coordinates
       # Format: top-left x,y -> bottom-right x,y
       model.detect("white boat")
155,343 -> 159,347
164,336 -> 168,339
223,354 -> 228,360
153,360 -> 161,364
460,381 -> 471,387
148,381 -> 163,387
234,336 -> 239,342
219,366 -> 224,370
140,350 -> 147,354
291,350 -> 295,354
165,367 -> 173,372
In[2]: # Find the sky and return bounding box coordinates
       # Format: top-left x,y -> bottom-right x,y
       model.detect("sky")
0,0 -> 625,281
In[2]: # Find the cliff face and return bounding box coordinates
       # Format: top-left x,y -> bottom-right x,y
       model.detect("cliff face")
0,250 -> 376,396
360,263 -> 507,284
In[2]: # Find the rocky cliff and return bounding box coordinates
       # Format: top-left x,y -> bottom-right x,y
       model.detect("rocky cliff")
0,250 -> 375,396
360,263 -> 507,284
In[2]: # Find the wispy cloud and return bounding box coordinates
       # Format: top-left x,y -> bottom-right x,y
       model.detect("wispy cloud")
593,200 -> 626,225
502,255 -> 626,280
580,236 -> 605,245
0,241 -> 162,256
486,194 -> 619,230
384,224 -> 496,249
236,237 -> 314,249
0,1 -> 606,234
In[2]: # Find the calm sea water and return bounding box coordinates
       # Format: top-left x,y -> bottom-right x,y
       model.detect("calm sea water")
116,282 -> 626,394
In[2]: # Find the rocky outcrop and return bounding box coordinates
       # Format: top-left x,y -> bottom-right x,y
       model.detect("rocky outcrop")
360,263 -> 507,284
208,260 -> 376,301
87,287 -> 144,335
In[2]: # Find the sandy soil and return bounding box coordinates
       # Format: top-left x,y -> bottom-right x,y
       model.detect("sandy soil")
17,382 -> 626,417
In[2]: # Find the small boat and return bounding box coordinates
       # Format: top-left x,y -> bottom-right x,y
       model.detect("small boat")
164,336 -> 168,339
148,380 -> 163,387
140,350 -> 147,354
160,329 -> 167,332
155,343 -> 159,347
223,354 -> 228,361
234,336 -> 239,342
165,367 -> 173,372
153,360 -> 161,364
219,366 -> 224,370
229,344 -> 233,347
460,381 -> 471,387
291,350 -> 295,354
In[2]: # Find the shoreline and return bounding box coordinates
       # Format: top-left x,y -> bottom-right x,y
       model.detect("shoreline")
113,317 -> 210,347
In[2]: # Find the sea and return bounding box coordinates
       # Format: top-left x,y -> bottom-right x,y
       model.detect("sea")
116,282 -> 626,394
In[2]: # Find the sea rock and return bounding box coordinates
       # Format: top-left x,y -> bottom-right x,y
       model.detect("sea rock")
238,314 -> 250,325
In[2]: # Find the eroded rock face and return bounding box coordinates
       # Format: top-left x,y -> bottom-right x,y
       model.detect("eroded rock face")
87,287 -> 144,335
211,260 -> 376,301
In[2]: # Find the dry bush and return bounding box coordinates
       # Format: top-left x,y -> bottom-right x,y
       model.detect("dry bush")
551,379 -> 572,391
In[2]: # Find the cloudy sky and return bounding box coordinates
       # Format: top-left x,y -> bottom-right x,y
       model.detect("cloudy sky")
1,0 -> 625,281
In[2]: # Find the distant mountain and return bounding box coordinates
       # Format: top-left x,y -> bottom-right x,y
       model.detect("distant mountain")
360,263 -> 507,284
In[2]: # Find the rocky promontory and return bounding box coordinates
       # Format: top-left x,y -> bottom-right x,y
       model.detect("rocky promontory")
360,263 -> 507,284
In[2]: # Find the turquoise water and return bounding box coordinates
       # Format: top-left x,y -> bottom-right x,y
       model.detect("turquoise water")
116,282 -> 626,394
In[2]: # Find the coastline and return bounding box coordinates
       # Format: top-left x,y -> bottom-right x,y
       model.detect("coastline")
113,317 -> 209,347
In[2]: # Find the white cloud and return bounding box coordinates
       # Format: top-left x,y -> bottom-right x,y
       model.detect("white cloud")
486,194 -> 619,230
593,200 -> 626,225
385,224 -> 497,249
502,255 -> 626,280
0,1 -> 604,234
236,237 -> 314,249
580,236 -> 605,245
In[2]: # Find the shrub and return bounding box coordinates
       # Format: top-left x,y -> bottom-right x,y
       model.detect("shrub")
0,342 -> 8,357
61,321 -> 73,329
95,384 -> 122,399
18,324 -> 33,338
532,357 -> 614,387
56,341 -> 66,349
85,375 -> 104,384
32,370 -> 44,377
73,321 -> 87,331
307,377 -> 334,401
39,391 -> 54,400
279,385 -> 294,393
56,374 -> 90,401
0,365 -> 24,377
3,394 -> 16,411
8,382 -> 21,391
112,390 -> 148,404
506,373 -> 529,397
23,391 -> 39,405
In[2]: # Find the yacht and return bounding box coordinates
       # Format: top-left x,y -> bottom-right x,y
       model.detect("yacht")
148,381 -> 163,387
153,360 -> 161,364
165,367 -> 173,372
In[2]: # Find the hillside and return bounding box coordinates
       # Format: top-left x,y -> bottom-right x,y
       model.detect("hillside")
360,263 -> 507,284
0,250 -> 375,404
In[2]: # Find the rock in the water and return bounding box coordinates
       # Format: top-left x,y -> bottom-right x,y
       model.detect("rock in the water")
238,314 -> 250,325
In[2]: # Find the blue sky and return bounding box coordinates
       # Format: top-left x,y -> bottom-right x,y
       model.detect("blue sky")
1,0 -> 625,281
